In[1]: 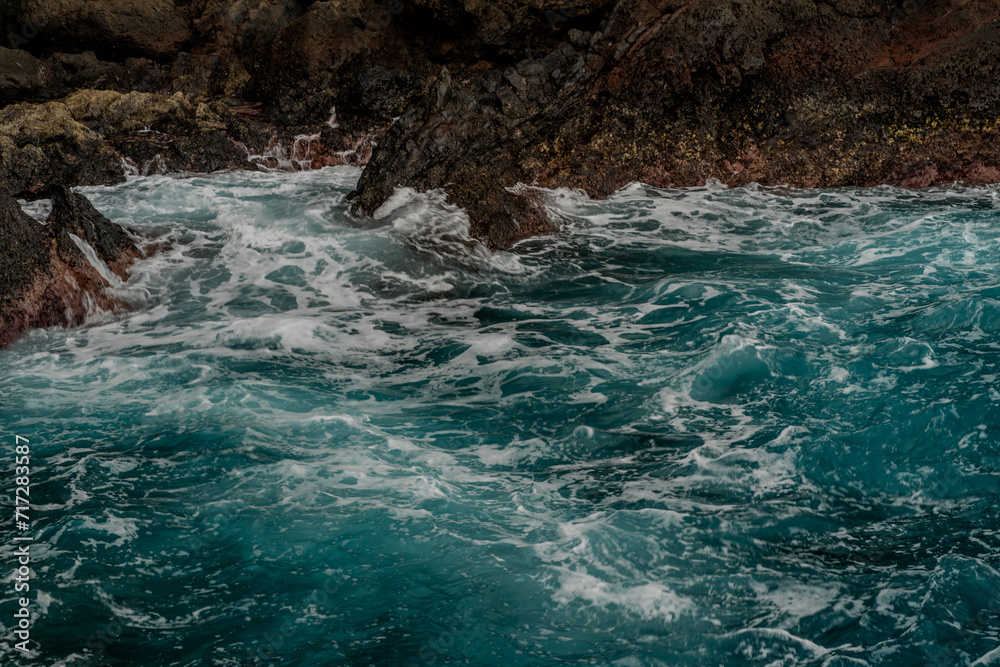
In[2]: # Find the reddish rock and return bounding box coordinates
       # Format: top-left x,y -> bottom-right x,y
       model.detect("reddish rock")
0,187 -> 140,348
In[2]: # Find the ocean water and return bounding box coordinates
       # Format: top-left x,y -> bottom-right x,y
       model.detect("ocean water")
3,167 -> 1000,666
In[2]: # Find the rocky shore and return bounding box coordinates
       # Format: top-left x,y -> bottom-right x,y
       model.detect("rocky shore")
2,0 -> 999,344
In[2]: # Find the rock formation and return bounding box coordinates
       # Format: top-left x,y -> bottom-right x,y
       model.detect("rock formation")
0,185 -> 140,347
354,0 -> 1000,247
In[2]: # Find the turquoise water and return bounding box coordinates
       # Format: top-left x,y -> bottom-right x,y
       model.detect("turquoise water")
3,168 -> 1000,666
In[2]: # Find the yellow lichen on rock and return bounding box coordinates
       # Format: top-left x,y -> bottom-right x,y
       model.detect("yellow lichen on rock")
63,90 -> 192,133
0,100 -> 98,149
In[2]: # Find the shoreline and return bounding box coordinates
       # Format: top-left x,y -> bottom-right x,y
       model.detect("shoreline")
3,0 -> 1000,343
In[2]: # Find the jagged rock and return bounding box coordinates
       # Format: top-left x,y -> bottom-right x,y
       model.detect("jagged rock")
47,186 -> 140,279
0,90 -> 271,196
1,0 -> 1000,260
346,66 -> 415,120
0,186 -> 140,347
0,98 -> 118,195
353,0 -> 1000,248
0,47 -> 145,104
0,189 -> 55,346
261,0 -> 428,130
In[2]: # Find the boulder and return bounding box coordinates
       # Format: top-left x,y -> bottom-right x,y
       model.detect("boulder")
0,99 -> 116,195
0,47 -> 54,103
0,187 -> 140,348
21,0 -> 191,60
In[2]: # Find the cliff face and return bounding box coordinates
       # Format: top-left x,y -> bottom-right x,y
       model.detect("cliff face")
1,0 -> 1000,342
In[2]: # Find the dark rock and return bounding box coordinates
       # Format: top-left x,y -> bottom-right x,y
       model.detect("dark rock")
353,0 -> 1000,248
0,46 -> 54,103
270,1 -> 385,81
20,0 -> 192,61
0,189 -> 53,346
0,186 -> 140,347
345,66 -> 415,121
407,0 -> 615,49
0,47 -> 177,104
0,97 -> 117,196
193,0 -> 307,56
46,185 -> 140,280
0,89 -> 278,198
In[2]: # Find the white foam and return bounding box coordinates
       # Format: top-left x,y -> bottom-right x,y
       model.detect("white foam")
18,197 -> 52,220
553,569 -> 695,622
79,512 -> 140,547
972,646 -> 1000,665
68,233 -> 122,287
754,582 -> 842,628
7,171 -> 1000,667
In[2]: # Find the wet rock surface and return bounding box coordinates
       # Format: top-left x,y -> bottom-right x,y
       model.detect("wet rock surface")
2,0 -> 1000,342
355,0 -> 1000,247
0,185 -> 140,347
